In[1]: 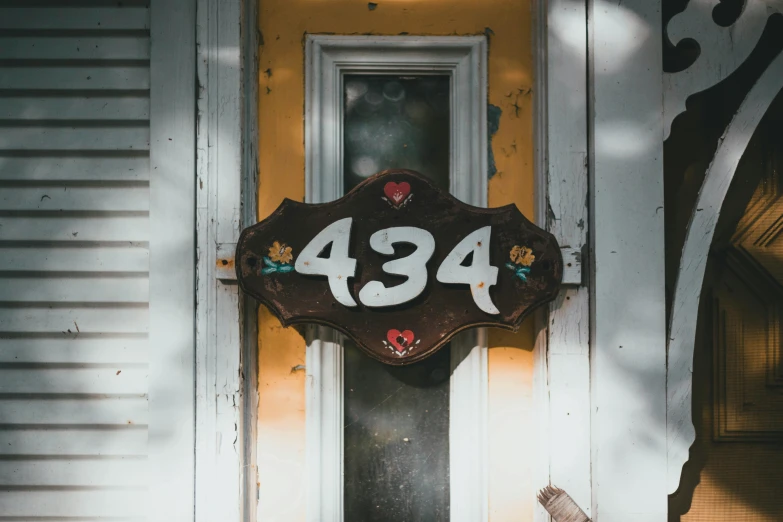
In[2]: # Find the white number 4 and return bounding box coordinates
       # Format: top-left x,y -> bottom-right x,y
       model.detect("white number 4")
294,217 -> 358,307
436,226 -> 499,315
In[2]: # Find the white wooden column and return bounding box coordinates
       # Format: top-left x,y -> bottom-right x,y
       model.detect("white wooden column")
589,1 -> 667,520
541,0 -> 592,518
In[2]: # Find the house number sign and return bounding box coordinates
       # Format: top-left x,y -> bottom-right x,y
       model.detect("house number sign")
236,169 -> 562,365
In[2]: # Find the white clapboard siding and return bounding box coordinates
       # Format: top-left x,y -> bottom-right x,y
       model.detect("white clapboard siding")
0,337 -> 149,364
0,490 -> 147,518
0,246 -> 149,272
0,36 -> 150,60
0,458 -> 147,487
0,4 -> 154,516
0,156 -> 150,181
0,428 -> 147,456
0,276 -> 149,303
0,8 -> 149,30
0,307 -> 149,333
0,397 -> 148,425
0,126 -> 149,151
0,185 -> 150,212
0,215 -> 149,242
0,97 -> 150,121
0,367 -> 148,395
0,66 -> 150,90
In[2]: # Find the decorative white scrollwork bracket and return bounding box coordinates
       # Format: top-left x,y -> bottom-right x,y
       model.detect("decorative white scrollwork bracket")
665,0 -> 783,495
664,0 -> 783,139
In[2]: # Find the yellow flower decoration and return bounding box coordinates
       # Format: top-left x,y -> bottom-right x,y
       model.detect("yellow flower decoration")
268,241 -> 293,264
510,245 -> 535,267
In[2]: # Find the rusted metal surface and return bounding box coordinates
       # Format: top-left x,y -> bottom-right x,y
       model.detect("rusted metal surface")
236,169 -> 562,365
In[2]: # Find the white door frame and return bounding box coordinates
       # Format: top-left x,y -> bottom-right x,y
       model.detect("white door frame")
534,0 -> 592,519
304,35 -> 488,522
194,0 -> 258,520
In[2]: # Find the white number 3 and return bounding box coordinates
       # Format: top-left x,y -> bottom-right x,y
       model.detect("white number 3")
436,226 -> 500,315
358,227 -> 435,307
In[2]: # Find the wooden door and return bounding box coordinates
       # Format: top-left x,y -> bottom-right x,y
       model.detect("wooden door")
669,81 -> 783,522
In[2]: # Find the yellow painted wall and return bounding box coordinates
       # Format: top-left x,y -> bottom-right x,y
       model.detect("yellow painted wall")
257,1 -> 535,520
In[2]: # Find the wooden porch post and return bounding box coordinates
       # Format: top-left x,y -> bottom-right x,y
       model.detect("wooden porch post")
589,1 -> 668,520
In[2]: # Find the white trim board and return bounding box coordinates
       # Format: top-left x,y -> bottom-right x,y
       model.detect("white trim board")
304,34 -> 488,522
537,0 -> 592,519
148,0 -> 197,520
195,0 -> 247,520
589,0 -> 667,520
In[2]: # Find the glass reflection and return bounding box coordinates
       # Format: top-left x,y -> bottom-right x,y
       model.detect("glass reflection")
342,74 -> 452,521
343,75 -> 450,192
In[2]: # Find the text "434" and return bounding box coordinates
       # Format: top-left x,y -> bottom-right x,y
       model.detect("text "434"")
294,217 -> 500,314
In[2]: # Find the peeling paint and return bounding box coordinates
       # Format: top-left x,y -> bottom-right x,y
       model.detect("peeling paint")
217,257 -> 235,270
487,103 -> 502,178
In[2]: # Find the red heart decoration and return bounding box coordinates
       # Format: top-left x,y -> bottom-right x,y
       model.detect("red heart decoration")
383,181 -> 411,206
386,329 -> 415,353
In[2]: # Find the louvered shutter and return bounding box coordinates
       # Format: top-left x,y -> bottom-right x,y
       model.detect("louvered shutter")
0,2 -> 196,519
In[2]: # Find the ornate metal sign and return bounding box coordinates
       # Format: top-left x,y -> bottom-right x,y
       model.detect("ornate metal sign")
236,169 -> 562,365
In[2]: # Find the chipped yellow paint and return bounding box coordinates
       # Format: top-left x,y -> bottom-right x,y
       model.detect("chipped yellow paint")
257,1 -> 535,520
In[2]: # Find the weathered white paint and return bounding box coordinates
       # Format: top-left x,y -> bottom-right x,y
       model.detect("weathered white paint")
0,126 -> 148,150
534,0 -> 592,519
0,185 -> 149,211
664,0 -> 783,139
0,66 -> 149,90
559,247 -> 583,286
0,156 -> 149,181
148,1 -> 197,521
0,8 -> 149,29
195,0 -> 245,521
590,1 -> 667,521
360,226 -> 436,307
216,242 -> 239,280
0,215 -> 148,241
0,96 -> 148,120
0,36 -> 149,60
305,35 -> 488,522
436,226 -> 500,315
666,50 -> 783,494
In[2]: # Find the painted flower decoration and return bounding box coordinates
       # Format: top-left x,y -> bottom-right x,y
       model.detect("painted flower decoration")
506,245 -> 535,282
510,245 -> 535,267
262,241 -> 295,275
268,241 -> 293,264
